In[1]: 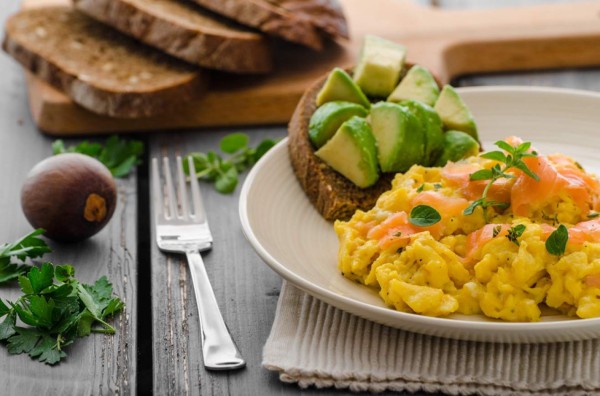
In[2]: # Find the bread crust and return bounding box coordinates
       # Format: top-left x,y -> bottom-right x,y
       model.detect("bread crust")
288,72 -> 393,222
188,0 -> 348,50
2,7 -> 207,119
74,0 -> 272,74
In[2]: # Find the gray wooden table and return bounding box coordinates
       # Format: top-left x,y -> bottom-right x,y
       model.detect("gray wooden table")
1,0 -> 599,395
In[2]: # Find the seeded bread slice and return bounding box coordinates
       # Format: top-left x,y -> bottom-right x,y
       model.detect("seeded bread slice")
288,71 -> 393,221
187,0 -> 348,50
74,0 -> 272,74
3,7 -> 207,118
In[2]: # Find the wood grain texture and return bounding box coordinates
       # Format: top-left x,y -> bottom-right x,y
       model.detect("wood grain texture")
0,20 -> 139,395
18,0 -> 600,135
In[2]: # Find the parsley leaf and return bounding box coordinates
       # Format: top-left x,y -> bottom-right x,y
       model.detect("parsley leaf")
0,259 -> 124,365
546,224 -> 569,256
184,133 -> 277,194
0,229 -> 51,285
408,205 -> 442,227
53,135 -> 144,178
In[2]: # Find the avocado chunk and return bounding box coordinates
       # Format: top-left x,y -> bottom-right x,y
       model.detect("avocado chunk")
353,35 -> 406,98
309,101 -> 368,148
434,130 -> 480,166
370,102 -> 424,173
402,100 -> 444,166
316,68 -> 370,108
315,116 -> 379,188
434,85 -> 479,141
388,65 -> 440,106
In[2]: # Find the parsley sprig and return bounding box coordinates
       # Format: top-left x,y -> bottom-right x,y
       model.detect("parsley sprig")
0,263 -> 124,365
53,135 -> 144,178
0,229 -> 51,285
184,133 -> 277,194
463,141 -> 539,222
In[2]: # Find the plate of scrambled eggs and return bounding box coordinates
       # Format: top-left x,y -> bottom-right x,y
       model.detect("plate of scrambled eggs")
240,86 -> 600,343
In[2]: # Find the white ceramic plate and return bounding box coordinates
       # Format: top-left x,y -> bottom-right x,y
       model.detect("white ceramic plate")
239,86 -> 600,343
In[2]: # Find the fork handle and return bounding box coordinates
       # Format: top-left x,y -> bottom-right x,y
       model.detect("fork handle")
186,250 -> 246,370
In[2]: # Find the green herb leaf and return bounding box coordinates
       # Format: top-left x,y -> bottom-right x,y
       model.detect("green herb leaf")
546,224 -> 569,256
185,133 -> 277,194
480,151 -> 507,162
469,169 -> 494,181
588,212 -> 600,219
220,133 -> 249,154
408,205 -> 442,227
53,136 -> 144,178
416,184 -> 425,193
0,257 -> 124,365
0,229 -> 51,263
506,224 -> 526,246
492,225 -> 502,238
463,199 -> 483,216
0,312 -> 16,340
465,140 -> 539,223
214,164 -> 238,194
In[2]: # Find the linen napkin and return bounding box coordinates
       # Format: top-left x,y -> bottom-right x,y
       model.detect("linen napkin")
263,281 -> 600,395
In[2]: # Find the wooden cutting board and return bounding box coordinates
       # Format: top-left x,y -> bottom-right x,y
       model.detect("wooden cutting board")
20,0 -> 600,135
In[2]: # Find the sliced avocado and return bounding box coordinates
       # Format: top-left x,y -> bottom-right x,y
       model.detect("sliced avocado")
388,65 -> 440,106
370,102 -> 424,173
309,101 -> 368,148
434,85 -> 479,141
315,116 -> 379,188
434,130 -> 480,166
402,100 -> 444,166
316,68 -> 370,108
353,35 -> 406,98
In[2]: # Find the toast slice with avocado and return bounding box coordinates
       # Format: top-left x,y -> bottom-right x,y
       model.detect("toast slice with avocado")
288,72 -> 393,221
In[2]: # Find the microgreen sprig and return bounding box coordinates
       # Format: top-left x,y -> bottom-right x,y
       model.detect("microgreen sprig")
184,133 -> 277,194
463,141 -> 539,222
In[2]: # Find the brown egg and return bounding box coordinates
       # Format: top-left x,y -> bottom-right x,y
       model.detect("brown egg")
21,153 -> 117,242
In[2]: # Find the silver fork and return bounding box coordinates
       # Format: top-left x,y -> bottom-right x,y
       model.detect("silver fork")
152,156 -> 245,371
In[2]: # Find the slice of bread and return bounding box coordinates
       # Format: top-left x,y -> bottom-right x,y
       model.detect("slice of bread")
74,0 -> 272,74
187,0 -> 348,50
3,7 -> 207,118
288,72 -> 393,222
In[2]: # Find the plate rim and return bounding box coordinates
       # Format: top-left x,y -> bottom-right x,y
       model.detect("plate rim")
239,86 -> 600,340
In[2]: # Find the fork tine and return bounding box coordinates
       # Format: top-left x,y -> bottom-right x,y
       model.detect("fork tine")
162,157 -> 179,219
176,156 -> 189,219
151,158 -> 163,219
187,156 -> 206,223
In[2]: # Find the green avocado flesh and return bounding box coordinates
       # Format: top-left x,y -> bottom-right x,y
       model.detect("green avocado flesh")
315,116 -> 379,188
434,85 -> 478,141
309,101 -> 368,148
401,100 -> 444,166
316,68 -> 370,108
388,65 -> 440,107
353,35 -> 406,98
370,102 -> 424,173
434,130 -> 480,166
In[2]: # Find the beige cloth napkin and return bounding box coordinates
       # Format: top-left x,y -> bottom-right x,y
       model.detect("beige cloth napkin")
263,281 -> 600,395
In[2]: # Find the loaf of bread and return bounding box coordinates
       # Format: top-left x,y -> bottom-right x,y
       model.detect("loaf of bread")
2,7 -> 207,118
288,72 -> 393,221
187,0 -> 348,50
74,0 -> 272,74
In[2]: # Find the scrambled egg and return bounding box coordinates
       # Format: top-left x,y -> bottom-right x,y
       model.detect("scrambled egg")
335,144 -> 600,321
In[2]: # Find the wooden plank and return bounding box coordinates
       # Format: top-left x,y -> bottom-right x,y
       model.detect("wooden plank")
18,0 -> 600,135
0,8 -> 139,391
